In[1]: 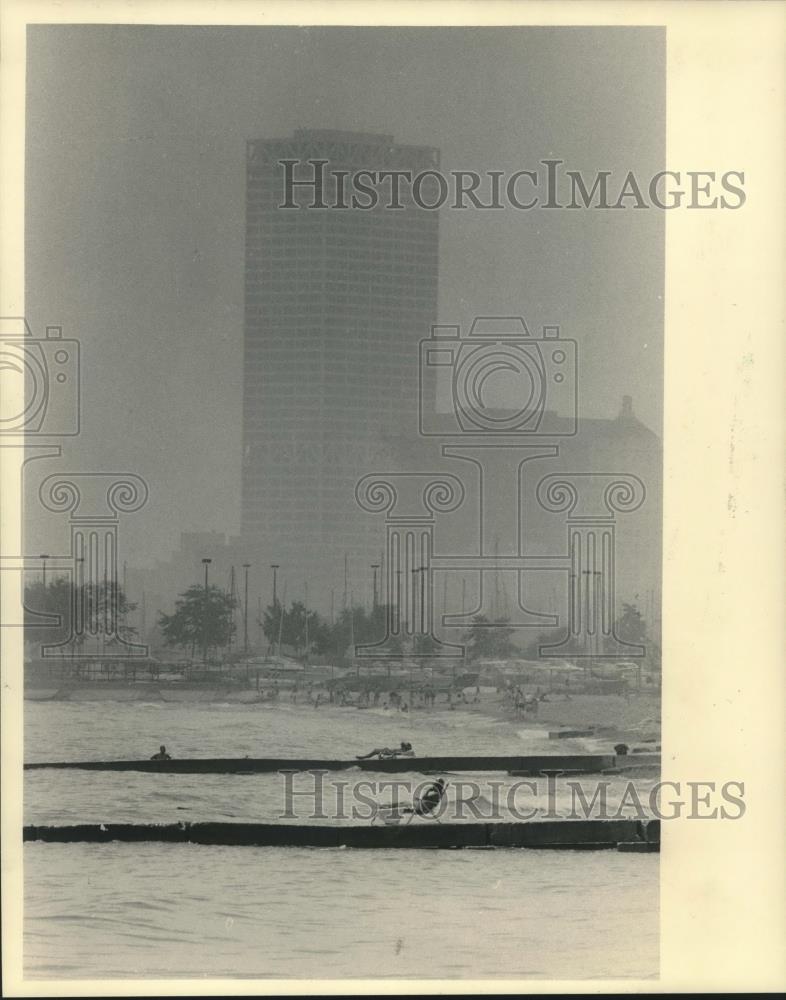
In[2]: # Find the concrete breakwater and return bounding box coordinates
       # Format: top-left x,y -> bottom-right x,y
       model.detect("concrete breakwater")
24,753 -> 631,775
23,818 -> 660,850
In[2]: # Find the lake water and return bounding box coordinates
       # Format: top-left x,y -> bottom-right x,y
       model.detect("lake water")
23,699 -> 659,980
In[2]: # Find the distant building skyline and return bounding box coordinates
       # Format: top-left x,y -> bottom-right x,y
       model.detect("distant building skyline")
24,28 -> 665,570
241,129 -> 440,596
125,394 -> 661,656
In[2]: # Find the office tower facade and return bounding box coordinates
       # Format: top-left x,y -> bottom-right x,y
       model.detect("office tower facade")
242,130 -> 440,608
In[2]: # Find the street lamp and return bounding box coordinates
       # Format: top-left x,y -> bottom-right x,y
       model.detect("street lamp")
40,554 -> 49,589
270,564 -> 280,607
201,558 -> 212,665
412,566 -> 427,635
304,580 -> 309,668
242,563 -> 251,653
371,564 -> 380,610
70,556 -> 85,662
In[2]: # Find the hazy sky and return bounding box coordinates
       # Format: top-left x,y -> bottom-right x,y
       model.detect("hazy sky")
25,26 -> 664,567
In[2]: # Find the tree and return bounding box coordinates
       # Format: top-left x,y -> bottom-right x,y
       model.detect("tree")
279,600 -> 317,657
317,605 -> 360,663
24,577 -> 137,649
261,599 -> 329,659
261,600 -> 283,649
385,634 -> 404,656
612,602 -> 647,648
333,603 -> 391,663
83,580 -> 138,644
259,600 -> 393,664
24,577 -> 72,646
158,584 -> 236,658
412,633 -> 440,656
460,615 -> 517,662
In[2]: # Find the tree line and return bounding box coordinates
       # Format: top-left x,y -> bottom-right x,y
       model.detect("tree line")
23,578 -> 137,649
23,577 -> 656,667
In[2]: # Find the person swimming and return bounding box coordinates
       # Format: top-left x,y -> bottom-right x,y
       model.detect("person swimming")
150,745 -> 171,760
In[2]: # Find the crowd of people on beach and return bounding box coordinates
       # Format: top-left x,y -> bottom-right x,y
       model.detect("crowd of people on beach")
501,683 -> 552,717
250,676 -> 608,720
249,680 -> 486,713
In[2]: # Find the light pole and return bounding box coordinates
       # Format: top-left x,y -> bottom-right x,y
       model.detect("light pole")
270,564 -> 280,607
242,563 -> 251,653
303,580 -> 309,669
459,576 -> 467,684
412,566 -> 427,635
371,564 -> 380,610
40,554 -> 49,589
72,556 -> 85,662
202,558 -> 212,665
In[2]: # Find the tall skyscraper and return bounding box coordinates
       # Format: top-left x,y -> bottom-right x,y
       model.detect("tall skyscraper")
242,130 -> 440,607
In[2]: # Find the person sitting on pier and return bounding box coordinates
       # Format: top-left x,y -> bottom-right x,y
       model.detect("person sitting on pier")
371,775 -> 447,826
150,745 -> 171,760
356,741 -> 414,760
404,777 -> 447,823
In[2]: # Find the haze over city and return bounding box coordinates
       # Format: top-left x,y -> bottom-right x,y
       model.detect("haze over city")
24,26 -> 664,573
17,22 -> 673,985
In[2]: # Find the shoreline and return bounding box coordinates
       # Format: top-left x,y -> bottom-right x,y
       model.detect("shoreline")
25,681 -> 660,744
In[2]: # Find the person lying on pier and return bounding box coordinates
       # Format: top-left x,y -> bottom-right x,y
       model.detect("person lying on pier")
356,741 -> 414,760
150,745 -> 171,760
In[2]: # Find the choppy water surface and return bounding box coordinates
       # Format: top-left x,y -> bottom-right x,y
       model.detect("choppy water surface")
24,700 -> 659,980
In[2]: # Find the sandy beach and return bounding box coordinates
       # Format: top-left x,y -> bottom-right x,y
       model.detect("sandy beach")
25,679 -> 661,748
